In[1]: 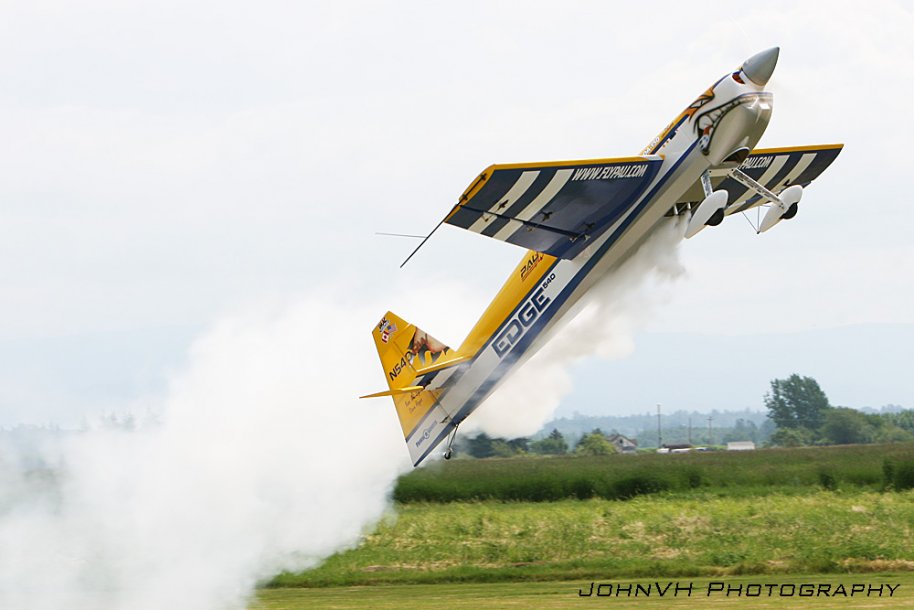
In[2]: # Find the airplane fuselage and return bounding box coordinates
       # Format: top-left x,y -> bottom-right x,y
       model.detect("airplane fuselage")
405,52 -> 779,464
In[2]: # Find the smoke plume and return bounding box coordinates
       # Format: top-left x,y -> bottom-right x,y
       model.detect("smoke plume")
0,298 -> 410,610
461,219 -> 687,438
0,220 -> 685,608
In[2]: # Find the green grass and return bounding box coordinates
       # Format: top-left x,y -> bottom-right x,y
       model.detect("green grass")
251,574 -> 914,609
267,491 -> 914,588
394,443 -> 914,503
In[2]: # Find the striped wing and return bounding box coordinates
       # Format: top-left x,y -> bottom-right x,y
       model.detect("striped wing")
445,157 -> 662,259
674,144 -> 843,214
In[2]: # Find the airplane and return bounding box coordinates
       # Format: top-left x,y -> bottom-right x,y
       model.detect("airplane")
362,47 -> 842,467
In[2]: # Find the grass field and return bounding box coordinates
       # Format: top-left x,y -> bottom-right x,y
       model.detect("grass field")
394,443 -> 914,503
259,445 -> 914,610
268,491 -> 914,587
251,574 -> 914,609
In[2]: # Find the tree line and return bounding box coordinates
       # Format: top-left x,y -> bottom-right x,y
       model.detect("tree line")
764,373 -> 914,446
453,373 -> 912,459
456,428 -> 619,459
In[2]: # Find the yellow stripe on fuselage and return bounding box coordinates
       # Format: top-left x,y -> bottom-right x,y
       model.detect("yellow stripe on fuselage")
641,110 -> 689,155
457,249 -> 557,357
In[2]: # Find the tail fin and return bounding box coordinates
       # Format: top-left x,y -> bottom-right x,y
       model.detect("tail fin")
371,312 -> 457,390
370,312 -> 463,464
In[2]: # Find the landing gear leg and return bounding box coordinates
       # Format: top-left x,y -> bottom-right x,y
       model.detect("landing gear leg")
685,171 -> 729,238
728,169 -> 803,233
443,425 -> 459,460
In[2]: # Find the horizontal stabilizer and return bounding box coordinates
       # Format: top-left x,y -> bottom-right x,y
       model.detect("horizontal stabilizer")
359,386 -> 424,399
413,355 -> 469,376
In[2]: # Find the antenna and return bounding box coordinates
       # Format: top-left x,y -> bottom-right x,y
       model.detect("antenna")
398,202 -> 461,268
399,218 -> 445,268
375,232 -> 425,239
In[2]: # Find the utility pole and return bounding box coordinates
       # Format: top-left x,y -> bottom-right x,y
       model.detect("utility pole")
707,416 -> 713,446
657,404 -> 662,449
688,417 -> 692,445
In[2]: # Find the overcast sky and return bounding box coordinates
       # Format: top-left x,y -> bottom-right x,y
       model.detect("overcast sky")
1,1 -> 912,426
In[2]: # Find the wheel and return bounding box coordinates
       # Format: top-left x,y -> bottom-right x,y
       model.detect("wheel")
706,207 -> 725,227
781,202 -> 799,220
443,449 -> 452,460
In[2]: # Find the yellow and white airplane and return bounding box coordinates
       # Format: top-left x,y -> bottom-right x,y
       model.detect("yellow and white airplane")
364,48 -> 842,466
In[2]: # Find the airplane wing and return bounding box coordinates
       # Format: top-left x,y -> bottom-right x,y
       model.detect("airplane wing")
444,156 -> 662,259
671,144 -> 843,216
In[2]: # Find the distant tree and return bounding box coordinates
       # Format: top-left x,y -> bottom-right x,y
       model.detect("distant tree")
507,437 -> 529,453
489,439 -> 514,458
530,429 -> 568,455
466,433 -> 495,458
463,435 -> 530,458
759,419 -> 777,443
722,419 -> 760,444
574,429 -> 617,456
767,427 -> 815,448
857,411 -> 913,444
874,425 -> 914,444
820,407 -> 876,445
765,374 -> 830,431
883,410 -> 914,435
489,437 -> 529,458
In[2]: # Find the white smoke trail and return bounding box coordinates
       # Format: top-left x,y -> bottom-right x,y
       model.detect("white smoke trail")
461,219 -> 687,438
0,298 -> 410,610
0,219 -> 685,608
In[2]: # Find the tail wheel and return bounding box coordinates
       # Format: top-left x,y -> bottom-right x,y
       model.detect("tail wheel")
443,449 -> 452,460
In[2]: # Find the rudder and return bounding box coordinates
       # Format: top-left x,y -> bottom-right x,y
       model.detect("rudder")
371,312 -> 455,391
370,312 -> 461,465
